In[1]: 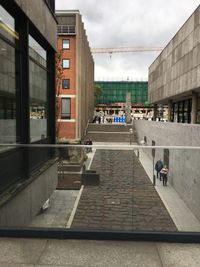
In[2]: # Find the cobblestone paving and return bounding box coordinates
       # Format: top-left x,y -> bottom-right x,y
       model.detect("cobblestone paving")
72,149 -> 177,231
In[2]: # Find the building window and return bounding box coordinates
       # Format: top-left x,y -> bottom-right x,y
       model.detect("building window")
0,5 -> 19,145
61,98 -> 71,119
63,59 -> 70,69
29,35 -> 47,142
62,79 -> 70,89
62,39 -> 70,49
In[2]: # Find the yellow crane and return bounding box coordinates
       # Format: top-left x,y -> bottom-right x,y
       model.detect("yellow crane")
91,47 -> 163,54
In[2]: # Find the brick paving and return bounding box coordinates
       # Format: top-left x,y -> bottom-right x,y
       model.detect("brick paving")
72,149 -> 177,231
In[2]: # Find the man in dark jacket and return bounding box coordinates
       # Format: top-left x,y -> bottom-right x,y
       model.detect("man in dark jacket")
155,159 -> 164,180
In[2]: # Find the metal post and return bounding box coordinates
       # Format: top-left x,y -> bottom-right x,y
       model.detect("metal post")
129,128 -> 133,145
152,141 -> 156,186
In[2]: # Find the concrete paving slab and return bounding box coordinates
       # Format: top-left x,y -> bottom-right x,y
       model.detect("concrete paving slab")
29,190 -> 78,228
0,238 -> 46,265
156,242 -> 200,267
38,239 -> 162,267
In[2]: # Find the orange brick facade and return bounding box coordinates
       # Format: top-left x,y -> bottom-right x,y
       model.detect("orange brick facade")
57,36 -> 77,140
56,11 -> 94,142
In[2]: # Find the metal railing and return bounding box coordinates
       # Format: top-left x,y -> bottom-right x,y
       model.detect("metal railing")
57,25 -> 76,35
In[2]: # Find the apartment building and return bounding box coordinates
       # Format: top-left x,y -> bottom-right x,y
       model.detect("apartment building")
56,10 -> 94,142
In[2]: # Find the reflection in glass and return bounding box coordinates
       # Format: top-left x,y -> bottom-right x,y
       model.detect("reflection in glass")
0,14 -> 17,145
29,35 -> 47,142
0,5 -> 19,42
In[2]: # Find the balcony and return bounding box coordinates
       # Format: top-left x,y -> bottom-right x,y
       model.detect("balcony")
57,25 -> 76,35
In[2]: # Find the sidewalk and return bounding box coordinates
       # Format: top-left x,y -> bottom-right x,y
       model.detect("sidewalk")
138,148 -> 200,232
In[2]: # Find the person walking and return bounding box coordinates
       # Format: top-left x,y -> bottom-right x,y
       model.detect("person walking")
155,159 -> 164,180
161,165 -> 168,186
88,138 -> 93,152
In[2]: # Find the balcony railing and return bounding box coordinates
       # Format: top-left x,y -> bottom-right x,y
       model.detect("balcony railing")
57,25 -> 76,35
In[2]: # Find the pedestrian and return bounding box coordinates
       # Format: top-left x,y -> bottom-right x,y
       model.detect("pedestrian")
161,165 -> 168,186
88,138 -> 93,152
84,139 -> 90,153
155,159 -> 164,180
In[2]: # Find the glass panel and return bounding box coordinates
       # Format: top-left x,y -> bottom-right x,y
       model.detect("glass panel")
29,35 -> 47,142
0,37 -> 17,145
0,143 -> 199,235
0,5 -> 19,42
29,35 -> 46,67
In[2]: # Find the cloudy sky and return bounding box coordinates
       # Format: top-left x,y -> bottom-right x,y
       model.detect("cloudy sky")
56,0 -> 200,81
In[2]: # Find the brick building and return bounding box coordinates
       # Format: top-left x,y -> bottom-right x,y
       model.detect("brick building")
56,10 -> 94,142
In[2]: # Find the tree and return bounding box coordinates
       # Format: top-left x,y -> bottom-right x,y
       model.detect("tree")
94,84 -> 103,105
55,49 -> 64,141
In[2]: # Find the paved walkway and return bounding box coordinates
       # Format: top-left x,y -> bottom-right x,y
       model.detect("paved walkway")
138,149 -> 200,232
1,238 -> 200,266
72,148 -> 176,231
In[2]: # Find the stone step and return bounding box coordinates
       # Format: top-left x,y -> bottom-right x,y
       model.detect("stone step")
87,123 -> 134,132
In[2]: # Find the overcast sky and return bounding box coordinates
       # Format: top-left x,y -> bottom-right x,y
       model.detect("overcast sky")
56,0 -> 200,81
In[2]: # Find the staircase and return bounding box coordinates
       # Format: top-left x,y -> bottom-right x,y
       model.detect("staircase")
85,123 -> 137,143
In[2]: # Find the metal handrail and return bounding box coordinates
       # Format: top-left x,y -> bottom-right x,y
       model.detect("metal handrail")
57,25 -> 76,35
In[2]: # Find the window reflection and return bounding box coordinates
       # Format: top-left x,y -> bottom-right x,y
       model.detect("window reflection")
0,5 -> 18,145
29,35 -> 47,142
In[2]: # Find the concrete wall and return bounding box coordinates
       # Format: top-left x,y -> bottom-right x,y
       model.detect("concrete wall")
76,13 -> 94,140
0,161 -> 58,227
14,0 -> 57,50
134,120 -> 200,221
149,5 -> 200,103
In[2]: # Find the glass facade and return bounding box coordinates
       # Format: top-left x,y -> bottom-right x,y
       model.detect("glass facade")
0,5 -> 19,144
95,81 -> 148,105
172,99 -> 191,123
0,1 -> 56,192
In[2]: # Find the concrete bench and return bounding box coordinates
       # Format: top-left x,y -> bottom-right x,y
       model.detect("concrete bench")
82,170 -> 100,186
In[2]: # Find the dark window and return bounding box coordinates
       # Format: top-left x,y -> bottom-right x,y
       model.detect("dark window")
63,59 -> 70,69
61,98 -> 71,119
62,39 -> 70,49
62,79 -> 70,89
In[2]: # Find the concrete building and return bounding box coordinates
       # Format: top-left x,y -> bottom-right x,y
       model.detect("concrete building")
149,4 -> 200,124
56,10 -> 94,142
0,0 -> 57,226
135,5 -> 200,223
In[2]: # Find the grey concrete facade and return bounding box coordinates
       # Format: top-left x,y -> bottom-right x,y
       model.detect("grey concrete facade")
134,120 -> 200,222
149,5 -> 200,104
0,162 -> 58,227
14,0 -> 57,50
76,13 -> 94,139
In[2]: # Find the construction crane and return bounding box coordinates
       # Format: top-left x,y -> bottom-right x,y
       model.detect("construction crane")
91,47 -> 163,54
